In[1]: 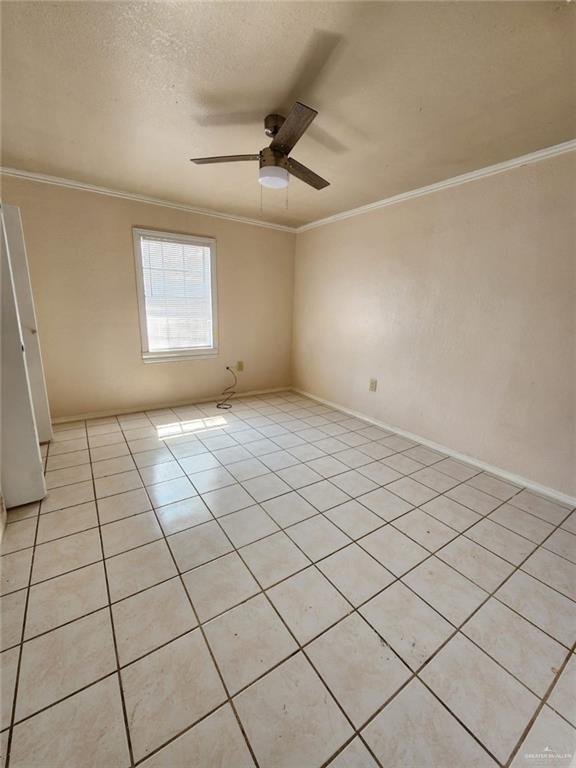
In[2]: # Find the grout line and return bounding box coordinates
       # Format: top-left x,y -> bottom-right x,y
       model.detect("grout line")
13,602 -> 113,649
86,421 -> 136,766
8,671 -> 120,731
544,685 -> 576,732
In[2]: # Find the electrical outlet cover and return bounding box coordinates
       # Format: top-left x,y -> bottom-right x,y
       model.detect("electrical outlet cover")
369,378 -> 378,392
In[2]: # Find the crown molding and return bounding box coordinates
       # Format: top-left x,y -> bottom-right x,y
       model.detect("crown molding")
2,138 -> 574,235
0,167 -> 295,233
295,138 -> 576,233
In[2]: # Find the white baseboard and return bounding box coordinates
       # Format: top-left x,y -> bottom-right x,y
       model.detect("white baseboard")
51,386 -> 292,424
294,388 -> 576,509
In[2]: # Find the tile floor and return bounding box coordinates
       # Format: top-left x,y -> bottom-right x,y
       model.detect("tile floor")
1,392 -> 575,767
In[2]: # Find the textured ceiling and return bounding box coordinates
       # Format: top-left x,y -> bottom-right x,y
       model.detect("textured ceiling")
1,1 -> 575,226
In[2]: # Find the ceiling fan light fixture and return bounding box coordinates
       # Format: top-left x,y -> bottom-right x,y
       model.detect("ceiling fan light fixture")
258,165 -> 289,189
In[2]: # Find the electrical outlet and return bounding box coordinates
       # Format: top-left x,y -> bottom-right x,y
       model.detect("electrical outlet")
236,361 -> 244,372
369,378 -> 378,392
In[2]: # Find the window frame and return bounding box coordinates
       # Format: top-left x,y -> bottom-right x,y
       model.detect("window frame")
132,227 -> 219,363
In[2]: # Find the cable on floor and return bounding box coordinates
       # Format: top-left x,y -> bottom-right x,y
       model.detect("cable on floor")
217,366 -> 237,409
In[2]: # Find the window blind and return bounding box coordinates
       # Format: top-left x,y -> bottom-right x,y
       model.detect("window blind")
137,234 -> 214,352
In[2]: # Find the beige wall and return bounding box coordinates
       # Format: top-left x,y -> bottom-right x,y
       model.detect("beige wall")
293,153 -> 576,497
2,153 -> 574,496
1,177 -> 295,419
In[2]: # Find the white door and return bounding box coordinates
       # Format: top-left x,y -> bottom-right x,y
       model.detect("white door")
1,205 -> 52,443
1,207 -> 46,507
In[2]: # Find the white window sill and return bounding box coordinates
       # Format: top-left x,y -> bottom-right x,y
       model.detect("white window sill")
142,349 -> 219,364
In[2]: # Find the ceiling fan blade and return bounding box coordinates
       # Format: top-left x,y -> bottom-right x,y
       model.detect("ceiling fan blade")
287,158 -> 329,190
190,154 -> 259,164
269,102 -> 317,154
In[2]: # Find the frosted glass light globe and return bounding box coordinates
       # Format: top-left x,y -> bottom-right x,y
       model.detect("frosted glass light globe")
258,166 -> 289,189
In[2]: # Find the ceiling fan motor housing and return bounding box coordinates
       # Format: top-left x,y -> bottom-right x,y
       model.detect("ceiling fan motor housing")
259,146 -> 288,169
264,113 -> 285,138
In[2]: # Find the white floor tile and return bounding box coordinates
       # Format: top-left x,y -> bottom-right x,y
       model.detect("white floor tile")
324,500 -> 385,539
262,492 -> 318,527
360,526 -> 428,576
420,634 -> 539,763
547,654 -> 576,727
393,508 -> 457,551
496,571 -> 576,647
362,679 -> 497,767
168,520 -> 233,572
286,515 -> 351,562
16,609 -> 116,721
7,394 -> 570,767
219,505 -> 279,547
107,539 -> 177,602
522,547 -> 576,602
510,706 -> 576,768
357,488 -> 412,521
241,474 -> 291,502
25,562 -> 108,639
240,532 -> 310,588
32,529 -> 102,583
234,653 -> 353,768
141,704 -> 255,768
204,593 -> 297,693
361,581 -> 453,669
326,738 -> 379,768
36,502 -> 98,544
318,544 -> 394,607
403,557 -> 487,626
182,552 -> 260,621
437,536 -> 514,592
462,598 -> 567,696
122,630 -> 226,761
101,511 -> 162,557
10,676 -> 130,768
307,613 -> 410,727
155,496 -> 212,536
268,567 -> 352,644
298,480 -> 350,512
201,483 -> 254,517
113,577 -> 197,665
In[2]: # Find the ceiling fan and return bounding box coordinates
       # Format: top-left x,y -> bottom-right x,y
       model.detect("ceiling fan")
190,102 -> 329,190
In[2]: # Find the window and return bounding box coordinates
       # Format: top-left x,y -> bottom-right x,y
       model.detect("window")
133,228 -> 218,362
